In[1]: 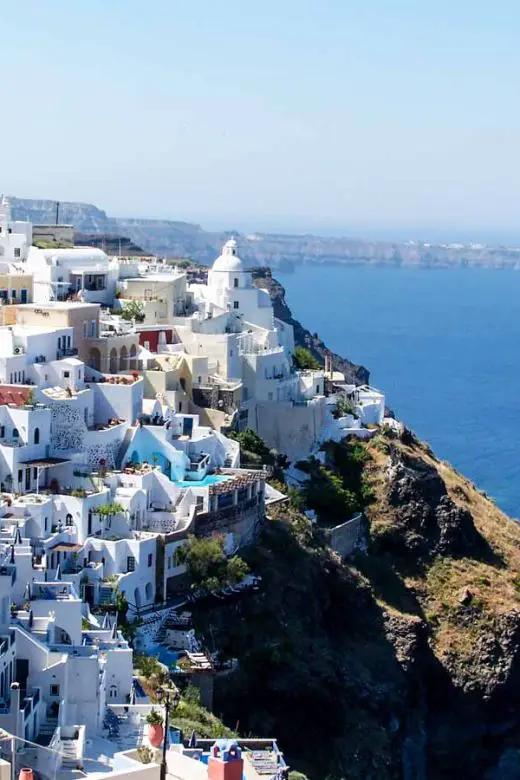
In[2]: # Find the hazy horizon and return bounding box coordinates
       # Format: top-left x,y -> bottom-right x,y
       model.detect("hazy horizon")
4,1 -> 520,243
11,192 -> 520,248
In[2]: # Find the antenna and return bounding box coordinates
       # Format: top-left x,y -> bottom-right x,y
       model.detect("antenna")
55,201 -> 60,225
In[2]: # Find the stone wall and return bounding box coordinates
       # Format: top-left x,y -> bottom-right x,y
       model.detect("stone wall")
192,386 -> 237,415
327,513 -> 363,558
254,399 -> 327,458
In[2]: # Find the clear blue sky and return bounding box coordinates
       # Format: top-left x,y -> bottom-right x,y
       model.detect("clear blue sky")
3,0 -> 520,240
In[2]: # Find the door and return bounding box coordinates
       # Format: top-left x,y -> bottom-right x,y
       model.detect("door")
84,584 -> 94,606
182,417 -> 193,437
25,468 -> 31,491
20,289 -> 28,304
15,659 -> 29,692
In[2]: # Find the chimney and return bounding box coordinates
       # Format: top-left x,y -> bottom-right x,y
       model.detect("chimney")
207,740 -> 243,780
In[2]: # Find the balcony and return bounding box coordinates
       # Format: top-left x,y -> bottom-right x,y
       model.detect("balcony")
56,347 -> 78,360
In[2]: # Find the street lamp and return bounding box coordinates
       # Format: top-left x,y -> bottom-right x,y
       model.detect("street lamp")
155,685 -> 181,780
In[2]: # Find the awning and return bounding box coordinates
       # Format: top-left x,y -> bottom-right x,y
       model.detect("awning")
48,543 -> 82,553
20,457 -> 70,468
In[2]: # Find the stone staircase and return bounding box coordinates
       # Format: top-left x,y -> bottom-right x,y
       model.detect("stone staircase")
60,738 -> 79,767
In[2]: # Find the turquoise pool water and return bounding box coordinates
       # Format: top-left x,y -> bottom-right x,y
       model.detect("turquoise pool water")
147,643 -> 180,667
175,474 -> 231,488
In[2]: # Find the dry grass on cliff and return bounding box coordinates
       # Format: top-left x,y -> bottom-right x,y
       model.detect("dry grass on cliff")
359,436 -> 520,673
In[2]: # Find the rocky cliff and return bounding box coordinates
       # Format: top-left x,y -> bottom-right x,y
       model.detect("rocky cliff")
191,432 -> 520,779
252,267 -> 369,385
9,195 -> 520,268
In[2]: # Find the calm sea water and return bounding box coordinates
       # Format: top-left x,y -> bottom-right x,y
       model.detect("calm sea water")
277,265 -> 520,518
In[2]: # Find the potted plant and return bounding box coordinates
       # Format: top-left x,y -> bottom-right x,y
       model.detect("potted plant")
146,709 -> 164,747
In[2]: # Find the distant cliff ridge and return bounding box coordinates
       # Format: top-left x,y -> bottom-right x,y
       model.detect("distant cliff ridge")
9,195 -> 520,268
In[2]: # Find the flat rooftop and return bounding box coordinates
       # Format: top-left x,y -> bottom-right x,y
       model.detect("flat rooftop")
21,302 -> 100,310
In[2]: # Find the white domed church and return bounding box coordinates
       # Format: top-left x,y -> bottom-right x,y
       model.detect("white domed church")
179,239 -> 317,407
200,238 -> 274,330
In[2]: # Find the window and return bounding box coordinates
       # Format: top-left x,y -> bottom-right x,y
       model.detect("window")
167,556 -> 171,570
109,685 -> 118,699
50,684 -> 60,697
17,470 -> 22,483
316,385 -> 320,393
233,301 -> 239,309
83,321 -> 88,338
14,249 -> 20,258
127,556 -> 136,572
65,514 -> 73,527
229,350 -> 233,357
44,517 -> 48,532
34,427 -> 40,445
63,371 -> 70,379
234,278 -> 239,288
90,320 -> 96,337
0,426 -> 4,438
13,429 -> 19,438
33,468 -> 37,479
178,402 -> 182,412
66,336 -> 71,348
147,553 -> 153,567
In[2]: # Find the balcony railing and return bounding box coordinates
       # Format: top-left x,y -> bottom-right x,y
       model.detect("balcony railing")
56,347 -> 78,359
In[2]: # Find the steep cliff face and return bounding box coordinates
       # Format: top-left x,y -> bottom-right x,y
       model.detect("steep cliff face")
252,267 -> 370,385
193,434 -> 520,779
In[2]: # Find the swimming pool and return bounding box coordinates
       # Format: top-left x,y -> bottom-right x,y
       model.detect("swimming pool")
175,475 -> 231,488
147,643 -> 180,668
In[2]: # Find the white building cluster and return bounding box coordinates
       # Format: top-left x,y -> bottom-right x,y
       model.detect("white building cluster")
0,199 -> 385,780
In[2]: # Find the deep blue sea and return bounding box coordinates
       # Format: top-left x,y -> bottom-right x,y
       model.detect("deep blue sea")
277,266 -> 520,518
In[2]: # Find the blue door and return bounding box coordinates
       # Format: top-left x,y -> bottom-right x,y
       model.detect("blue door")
20,289 -> 28,303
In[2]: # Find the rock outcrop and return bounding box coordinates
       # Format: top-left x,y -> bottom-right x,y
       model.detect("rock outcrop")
193,433 -> 520,779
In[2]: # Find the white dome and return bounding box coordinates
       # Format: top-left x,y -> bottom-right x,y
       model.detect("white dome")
211,239 -> 244,272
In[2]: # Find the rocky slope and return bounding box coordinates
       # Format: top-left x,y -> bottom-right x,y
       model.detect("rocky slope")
252,267 -> 369,384
192,433 -> 520,779
10,196 -> 520,268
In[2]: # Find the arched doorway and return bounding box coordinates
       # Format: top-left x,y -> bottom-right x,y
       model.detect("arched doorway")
89,348 -> 101,371
109,348 -> 118,374
129,344 -> 137,370
133,587 -> 141,609
145,582 -> 153,602
119,345 -> 128,371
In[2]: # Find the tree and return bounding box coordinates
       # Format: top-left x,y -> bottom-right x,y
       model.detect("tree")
121,300 -> 145,322
292,346 -> 320,371
228,428 -> 274,466
178,535 -> 249,594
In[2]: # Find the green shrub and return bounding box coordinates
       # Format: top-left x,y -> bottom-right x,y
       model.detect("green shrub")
121,300 -> 145,323
178,535 -> 249,594
292,346 -> 320,370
